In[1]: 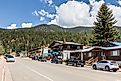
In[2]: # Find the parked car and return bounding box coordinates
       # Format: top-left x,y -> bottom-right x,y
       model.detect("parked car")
38,56 -> 47,62
92,60 -> 119,72
66,58 -> 85,67
4,54 -> 12,59
31,55 -> 38,60
51,57 -> 63,64
6,55 -> 15,62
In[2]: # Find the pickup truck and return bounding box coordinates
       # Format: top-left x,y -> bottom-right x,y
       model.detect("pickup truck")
66,58 -> 85,67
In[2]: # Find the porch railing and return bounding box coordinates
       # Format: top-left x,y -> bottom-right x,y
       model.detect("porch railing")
86,57 -> 98,66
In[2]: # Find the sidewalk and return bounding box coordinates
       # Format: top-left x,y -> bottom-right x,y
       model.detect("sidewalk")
0,56 -> 13,81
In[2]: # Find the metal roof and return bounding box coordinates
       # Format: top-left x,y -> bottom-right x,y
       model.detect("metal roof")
56,41 -> 82,45
63,46 -> 121,53
110,42 -> 121,46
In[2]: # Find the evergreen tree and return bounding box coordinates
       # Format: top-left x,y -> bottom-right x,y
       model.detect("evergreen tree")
92,4 -> 120,46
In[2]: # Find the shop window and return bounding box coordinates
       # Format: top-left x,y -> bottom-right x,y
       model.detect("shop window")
111,50 -> 120,56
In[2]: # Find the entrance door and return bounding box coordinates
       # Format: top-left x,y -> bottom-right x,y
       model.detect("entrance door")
92,51 -> 103,60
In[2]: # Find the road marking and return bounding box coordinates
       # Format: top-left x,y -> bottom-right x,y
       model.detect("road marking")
26,66 -> 54,81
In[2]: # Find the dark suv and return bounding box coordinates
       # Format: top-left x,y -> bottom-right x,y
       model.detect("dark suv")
51,57 -> 63,64
66,58 -> 85,67
38,56 -> 47,62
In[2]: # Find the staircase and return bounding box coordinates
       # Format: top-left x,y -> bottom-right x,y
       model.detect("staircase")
86,57 -> 98,66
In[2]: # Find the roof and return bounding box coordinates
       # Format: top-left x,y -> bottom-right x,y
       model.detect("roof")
109,42 -> 121,46
63,46 -> 121,53
49,41 -> 83,48
56,41 -> 82,45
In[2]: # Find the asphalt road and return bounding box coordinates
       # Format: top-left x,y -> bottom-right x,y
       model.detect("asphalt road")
7,58 -> 121,81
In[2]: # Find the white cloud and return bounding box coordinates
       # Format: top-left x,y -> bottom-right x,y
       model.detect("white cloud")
7,24 -> 17,29
32,9 -> 56,21
38,10 -> 48,16
35,0 -> 121,27
21,23 -> 32,28
48,16 -> 58,25
32,11 -> 39,16
40,0 -> 53,5
118,0 -> 121,5
90,0 -> 105,19
49,1 -> 94,27
47,0 -> 53,5
108,5 -> 121,26
40,17 -> 45,21
49,0 -> 121,27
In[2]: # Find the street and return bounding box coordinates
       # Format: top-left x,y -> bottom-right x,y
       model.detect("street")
3,58 -> 121,81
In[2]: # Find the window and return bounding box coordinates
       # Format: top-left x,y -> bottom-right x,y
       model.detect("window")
99,61 -> 108,63
111,50 -> 120,56
101,52 -> 105,57
77,46 -> 80,49
67,45 -> 70,49
88,52 -> 92,57
102,61 -> 108,63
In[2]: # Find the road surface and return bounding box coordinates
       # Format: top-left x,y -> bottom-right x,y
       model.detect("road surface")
6,58 -> 121,81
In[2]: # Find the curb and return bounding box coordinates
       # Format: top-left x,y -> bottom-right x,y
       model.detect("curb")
119,69 -> 121,72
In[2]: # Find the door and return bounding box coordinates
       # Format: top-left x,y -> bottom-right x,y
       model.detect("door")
97,61 -> 104,69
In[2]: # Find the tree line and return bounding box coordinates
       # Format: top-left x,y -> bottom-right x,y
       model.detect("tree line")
0,28 -> 92,53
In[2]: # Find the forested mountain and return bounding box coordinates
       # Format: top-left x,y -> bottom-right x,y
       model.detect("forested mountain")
33,24 -> 93,32
0,24 -> 120,53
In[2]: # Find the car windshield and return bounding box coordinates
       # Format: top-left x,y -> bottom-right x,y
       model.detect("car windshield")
7,56 -> 14,58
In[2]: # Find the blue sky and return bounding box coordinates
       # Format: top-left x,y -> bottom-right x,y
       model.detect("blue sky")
0,0 -> 121,28
0,0 -> 67,28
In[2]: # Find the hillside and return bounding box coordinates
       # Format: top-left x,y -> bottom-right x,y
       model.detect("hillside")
13,24 -> 121,32
33,24 -> 93,32
0,24 -> 121,53
0,24 -> 93,53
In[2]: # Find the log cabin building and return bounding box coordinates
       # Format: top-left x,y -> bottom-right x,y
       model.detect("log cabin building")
48,41 -> 83,60
49,41 -> 121,63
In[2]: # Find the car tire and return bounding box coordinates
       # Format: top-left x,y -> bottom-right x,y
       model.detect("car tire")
74,63 -> 77,67
66,62 -> 68,65
105,66 -> 110,71
81,65 -> 84,67
113,69 -> 117,72
93,65 -> 97,70
72,63 -> 74,66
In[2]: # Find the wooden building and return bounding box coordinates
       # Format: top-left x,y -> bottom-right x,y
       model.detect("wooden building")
49,41 -> 121,64
49,41 -> 83,50
27,47 -> 42,56
48,41 -> 83,60
84,46 -> 121,61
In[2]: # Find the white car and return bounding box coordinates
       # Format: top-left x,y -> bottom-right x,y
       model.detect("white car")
92,60 -> 119,72
6,55 -> 15,62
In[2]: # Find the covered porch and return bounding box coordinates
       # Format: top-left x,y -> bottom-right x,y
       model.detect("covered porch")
63,46 -> 121,65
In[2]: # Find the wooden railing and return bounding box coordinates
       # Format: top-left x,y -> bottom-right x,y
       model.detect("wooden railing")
86,57 -> 94,65
86,57 -> 98,66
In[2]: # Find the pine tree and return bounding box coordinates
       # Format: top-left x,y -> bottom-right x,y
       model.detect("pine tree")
92,4 -> 120,47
